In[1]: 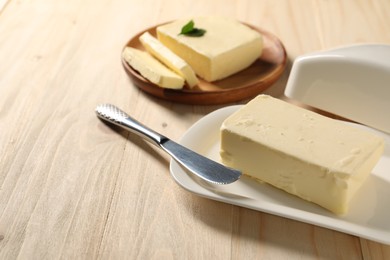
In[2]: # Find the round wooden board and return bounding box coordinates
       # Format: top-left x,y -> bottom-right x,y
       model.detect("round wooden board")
122,22 -> 288,105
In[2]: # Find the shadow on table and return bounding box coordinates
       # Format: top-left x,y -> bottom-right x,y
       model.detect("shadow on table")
181,193 -> 360,259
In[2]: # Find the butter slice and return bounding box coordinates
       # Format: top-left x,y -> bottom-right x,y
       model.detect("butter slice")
157,16 -> 263,81
139,32 -> 198,88
220,95 -> 384,214
122,47 -> 184,89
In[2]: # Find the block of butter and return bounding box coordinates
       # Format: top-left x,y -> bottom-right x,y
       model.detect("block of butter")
139,32 -> 199,88
122,47 -> 184,89
157,16 -> 263,82
220,95 -> 384,214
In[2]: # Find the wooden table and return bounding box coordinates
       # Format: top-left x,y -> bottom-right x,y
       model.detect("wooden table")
1,0 -> 389,259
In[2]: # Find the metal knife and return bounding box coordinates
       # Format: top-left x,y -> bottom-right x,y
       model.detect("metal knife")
95,104 -> 241,185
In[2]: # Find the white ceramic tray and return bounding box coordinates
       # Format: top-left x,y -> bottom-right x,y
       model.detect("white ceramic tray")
170,106 -> 390,245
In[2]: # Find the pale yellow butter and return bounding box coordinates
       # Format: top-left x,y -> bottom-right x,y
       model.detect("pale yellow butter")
220,95 -> 384,214
139,32 -> 198,88
122,47 -> 184,89
157,16 -> 263,82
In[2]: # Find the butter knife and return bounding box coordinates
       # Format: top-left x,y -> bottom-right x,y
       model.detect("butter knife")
95,104 -> 241,185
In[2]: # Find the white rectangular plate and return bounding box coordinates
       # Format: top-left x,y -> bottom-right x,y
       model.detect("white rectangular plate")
170,106 -> 390,245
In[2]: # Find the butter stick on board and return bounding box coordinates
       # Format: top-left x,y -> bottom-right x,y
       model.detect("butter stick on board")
122,47 -> 184,89
139,32 -> 198,88
157,16 -> 263,82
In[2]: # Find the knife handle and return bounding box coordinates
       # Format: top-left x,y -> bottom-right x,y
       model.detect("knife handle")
95,104 -> 166,146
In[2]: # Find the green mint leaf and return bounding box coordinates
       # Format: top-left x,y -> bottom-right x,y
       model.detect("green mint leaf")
185,28 -> 206,37
180,20 -> 195,35
179,20 -> 206,37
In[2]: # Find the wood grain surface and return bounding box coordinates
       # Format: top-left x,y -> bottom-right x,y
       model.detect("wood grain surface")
1,0 -> 390,259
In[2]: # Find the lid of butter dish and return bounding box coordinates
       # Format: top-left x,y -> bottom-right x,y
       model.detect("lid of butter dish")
284,44 -> 390,134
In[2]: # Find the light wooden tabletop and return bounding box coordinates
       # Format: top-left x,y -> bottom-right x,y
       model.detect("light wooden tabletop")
1,0 -> 390,259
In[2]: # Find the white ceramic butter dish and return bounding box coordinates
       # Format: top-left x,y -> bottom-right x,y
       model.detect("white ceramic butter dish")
284,44 -> 390,134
